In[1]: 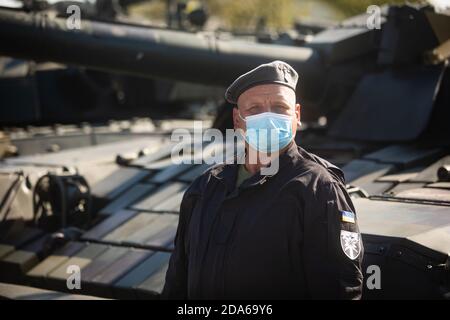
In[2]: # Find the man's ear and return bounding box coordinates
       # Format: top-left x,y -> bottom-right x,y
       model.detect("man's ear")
232,106 -> 241,129
295,103 -> 301,125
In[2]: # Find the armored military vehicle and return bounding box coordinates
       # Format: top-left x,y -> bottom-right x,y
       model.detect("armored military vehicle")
0,0 -> 449,299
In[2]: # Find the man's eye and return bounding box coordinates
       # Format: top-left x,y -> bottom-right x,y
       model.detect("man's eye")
274,105 -> 288,113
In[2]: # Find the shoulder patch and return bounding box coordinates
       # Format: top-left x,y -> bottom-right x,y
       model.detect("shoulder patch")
340,230 -> 361,260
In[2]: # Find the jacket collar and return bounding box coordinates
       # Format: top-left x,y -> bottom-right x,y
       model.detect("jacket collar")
210,141 -> 302,191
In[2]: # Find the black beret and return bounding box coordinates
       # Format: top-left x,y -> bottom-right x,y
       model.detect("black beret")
225,60 -> 299,104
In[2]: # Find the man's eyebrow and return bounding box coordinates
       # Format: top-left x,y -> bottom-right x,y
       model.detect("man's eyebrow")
249,103 -> 264,107
270,98 -> 292,105
271,101 -> 290,106
242,102 -> 263,108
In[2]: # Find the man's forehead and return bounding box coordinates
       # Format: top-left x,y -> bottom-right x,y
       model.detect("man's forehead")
237,84 -> 296,104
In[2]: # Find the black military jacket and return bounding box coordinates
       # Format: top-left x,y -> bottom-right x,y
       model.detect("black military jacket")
162,142 -> 363,299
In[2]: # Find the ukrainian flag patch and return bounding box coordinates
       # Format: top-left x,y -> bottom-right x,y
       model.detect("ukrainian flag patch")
341,210 -> 355,224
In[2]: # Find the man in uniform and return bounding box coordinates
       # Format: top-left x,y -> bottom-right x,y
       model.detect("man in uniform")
162,60 -> 364,299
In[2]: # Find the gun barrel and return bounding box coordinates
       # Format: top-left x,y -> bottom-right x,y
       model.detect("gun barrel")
0,9 -> 324,93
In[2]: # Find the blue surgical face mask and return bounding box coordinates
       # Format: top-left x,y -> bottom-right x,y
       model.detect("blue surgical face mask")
239,111 -> 294,153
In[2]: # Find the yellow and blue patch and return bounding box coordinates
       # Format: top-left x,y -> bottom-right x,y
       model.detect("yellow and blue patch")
341,210 -> 355,224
